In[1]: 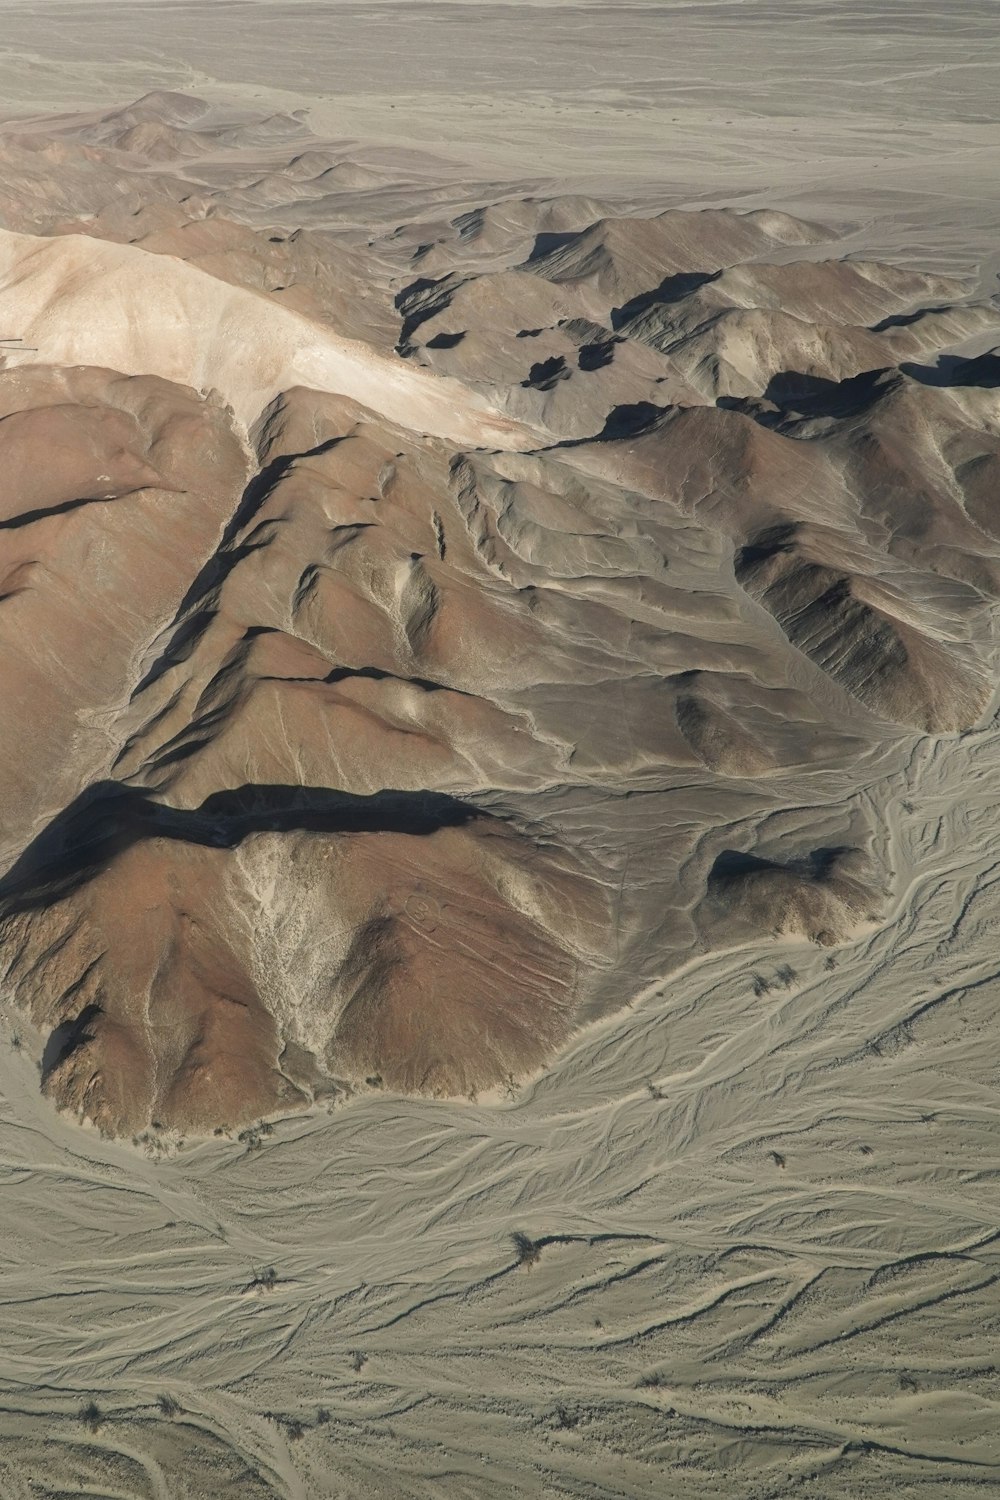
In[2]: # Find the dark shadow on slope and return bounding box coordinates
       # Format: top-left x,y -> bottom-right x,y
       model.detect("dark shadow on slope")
425,330 -> 465,350
611,269 -> 721,330
0,490 -> 150,532
900,350 -> 1000,389
593,400 -> 665,440
130,435 -> 348,701
0,780 -> 487,914
756,350 -> 1000,419
710,846 -> 852,883
870,303 -> 959,333
733,522 -> 799,574
713,394 -> 786,430
323,664 -> 472,697
577,337 -> 619,372
524,230 -> 582,263
760,366 -> 891,415
521,355 -> 570,391
523,400 -> 671,455
394,275 -> 450,353
41,1004 -> 102,1083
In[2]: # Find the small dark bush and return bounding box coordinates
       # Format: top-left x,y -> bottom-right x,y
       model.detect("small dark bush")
511,1231 -> 540,1268
79,1400 -> 102,1432
239,1121 -> 273,1153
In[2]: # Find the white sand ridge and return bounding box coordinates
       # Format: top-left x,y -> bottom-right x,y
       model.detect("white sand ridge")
0,226 -> 538,448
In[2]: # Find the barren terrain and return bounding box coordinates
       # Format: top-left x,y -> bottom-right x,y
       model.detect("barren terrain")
1,5 -> 1000,1498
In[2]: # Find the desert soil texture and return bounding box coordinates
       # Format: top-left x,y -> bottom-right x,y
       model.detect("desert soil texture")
1,4 -> 1000,1498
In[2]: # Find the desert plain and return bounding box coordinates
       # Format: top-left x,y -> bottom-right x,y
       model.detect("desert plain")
1,3 -> 1000,1497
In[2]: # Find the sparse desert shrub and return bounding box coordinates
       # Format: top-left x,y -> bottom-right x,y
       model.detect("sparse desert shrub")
239,1127 -> 263,1152
751,973 -> 771,997
646,1081 -> 663,1100
552,1404 -> 579,1430
349,1350 -> 367,1374
248,1266 -> 278,1292
511,1231 -> 540,1268
157,1393 -> 180,1417
769,1150 -> 786,1169
266,1412 -> 305,1439
79,1400 -> 102,1432
238,1120 -> 274,1153
775,964 -> 796,987
316,1407 -> 331,1425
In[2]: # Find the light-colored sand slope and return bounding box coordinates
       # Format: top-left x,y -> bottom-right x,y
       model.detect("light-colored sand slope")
0,64 -> 999,1500
0,228 -> 535,445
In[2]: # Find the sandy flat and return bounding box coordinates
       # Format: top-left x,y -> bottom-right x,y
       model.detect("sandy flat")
2,0 -> 1000,269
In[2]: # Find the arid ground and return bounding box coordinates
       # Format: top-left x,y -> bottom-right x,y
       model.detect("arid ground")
1,5 -> 1000,1498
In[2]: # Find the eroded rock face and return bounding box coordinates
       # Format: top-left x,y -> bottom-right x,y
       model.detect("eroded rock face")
703,846 -> 883,948
1,94 -> 1000,1135
0,364 -> 249,854
0,790 -> 605,1132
